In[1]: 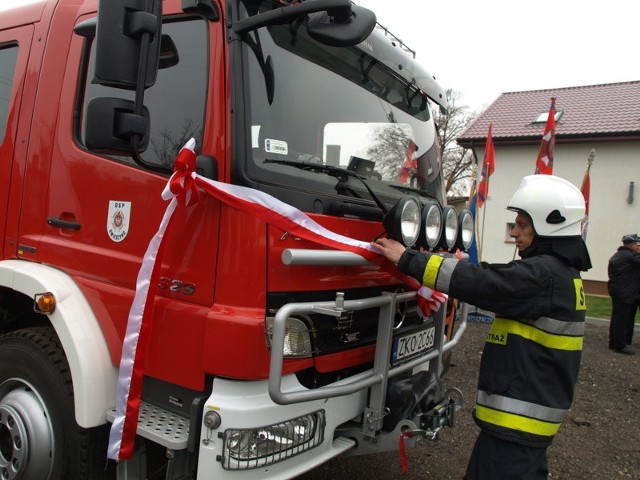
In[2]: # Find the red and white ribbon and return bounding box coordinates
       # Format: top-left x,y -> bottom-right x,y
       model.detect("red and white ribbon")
107,139 -> 447,461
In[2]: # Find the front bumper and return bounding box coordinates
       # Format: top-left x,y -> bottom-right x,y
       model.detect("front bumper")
196,290 -> 467,479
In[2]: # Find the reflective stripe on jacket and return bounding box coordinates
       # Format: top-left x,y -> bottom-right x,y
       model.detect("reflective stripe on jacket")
398,249 -> 585,447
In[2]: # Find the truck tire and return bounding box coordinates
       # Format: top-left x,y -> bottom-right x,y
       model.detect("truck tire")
0,327 -> 113,480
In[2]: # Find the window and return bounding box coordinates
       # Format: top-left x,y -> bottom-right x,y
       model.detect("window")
0,44 -> 18,145
532,110 -> 563,124
78,18 -> 208,169
505,222 -> 515,243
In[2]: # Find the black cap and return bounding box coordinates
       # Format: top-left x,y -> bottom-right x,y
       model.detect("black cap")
622,234 -> 638,244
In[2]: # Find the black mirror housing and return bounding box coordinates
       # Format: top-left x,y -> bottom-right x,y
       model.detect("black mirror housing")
94,0 -> 162,89
85,97 -> 150,154
307,5 -> 376,47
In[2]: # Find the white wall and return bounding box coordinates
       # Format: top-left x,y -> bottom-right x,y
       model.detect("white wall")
472,141 -> 640,283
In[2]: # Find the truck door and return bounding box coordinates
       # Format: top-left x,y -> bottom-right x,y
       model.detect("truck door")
0,25 -> 34,260
21,10 -> 223,387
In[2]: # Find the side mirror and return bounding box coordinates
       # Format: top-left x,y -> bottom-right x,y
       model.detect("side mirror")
94,0 -> 162,89
234,0 -> 376,48
85,97 -> 150,153
74,18 -> 178,71
307,4 -> 376,47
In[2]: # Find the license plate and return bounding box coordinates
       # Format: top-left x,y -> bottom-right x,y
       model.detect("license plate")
392,327 -> 436,365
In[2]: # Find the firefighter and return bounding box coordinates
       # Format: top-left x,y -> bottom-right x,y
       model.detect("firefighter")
373,174 -> 591,480
607,233 -> 640,354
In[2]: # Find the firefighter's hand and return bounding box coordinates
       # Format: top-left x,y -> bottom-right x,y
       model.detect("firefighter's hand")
372,238 -> 406,265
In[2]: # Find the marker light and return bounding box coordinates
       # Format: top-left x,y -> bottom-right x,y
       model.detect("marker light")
440,206 -> 459,250
34,292 -> 56,314
383,196 -> 421,247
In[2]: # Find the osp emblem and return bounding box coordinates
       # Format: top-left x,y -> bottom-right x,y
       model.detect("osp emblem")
107,201 -> 131,243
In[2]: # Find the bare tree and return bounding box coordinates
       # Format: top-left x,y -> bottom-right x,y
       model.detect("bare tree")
433,89 -> 478,196
151,118 -> 202,168
365,124 -> 412,181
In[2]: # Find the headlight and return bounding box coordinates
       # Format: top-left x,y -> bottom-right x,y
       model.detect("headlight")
440,206 -> 459,250
265,317 -> 312,357
382,196 -> 421,247
457,210 -> 475,250
222,411 -> 325,470
418,201 -> 442,249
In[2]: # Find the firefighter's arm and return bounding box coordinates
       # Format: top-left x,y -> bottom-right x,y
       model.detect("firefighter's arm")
398,249 -> 459,294
372,238 -> 454,292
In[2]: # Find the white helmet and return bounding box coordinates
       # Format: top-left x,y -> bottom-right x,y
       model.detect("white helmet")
507,175 -> 585,237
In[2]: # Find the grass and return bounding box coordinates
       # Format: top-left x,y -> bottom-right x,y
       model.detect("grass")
586,295 -> 640,323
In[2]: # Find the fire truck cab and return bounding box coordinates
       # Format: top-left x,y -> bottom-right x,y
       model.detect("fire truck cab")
0,0 -> 471,478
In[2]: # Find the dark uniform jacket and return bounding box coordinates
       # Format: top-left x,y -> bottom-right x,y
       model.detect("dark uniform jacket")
398,249 -> 585,448
607,246 -> 640,303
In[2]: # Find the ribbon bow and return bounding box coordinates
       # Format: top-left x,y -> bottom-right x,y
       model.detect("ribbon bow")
165,138 -> 199,207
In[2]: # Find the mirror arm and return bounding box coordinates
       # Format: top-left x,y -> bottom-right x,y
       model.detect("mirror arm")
233,0 -> 351,35
128,28 -> 168,174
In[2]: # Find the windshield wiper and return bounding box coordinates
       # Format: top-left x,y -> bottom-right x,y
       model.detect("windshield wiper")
264,158 -> 388,214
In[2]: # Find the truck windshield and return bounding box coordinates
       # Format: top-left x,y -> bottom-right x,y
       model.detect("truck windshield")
237,0 -> 444,212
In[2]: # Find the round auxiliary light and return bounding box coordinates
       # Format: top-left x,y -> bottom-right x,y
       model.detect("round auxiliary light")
420,201 -> 442,249
457,209 -> 475,250
440,205 -> 459,250
382,196 -> 421,247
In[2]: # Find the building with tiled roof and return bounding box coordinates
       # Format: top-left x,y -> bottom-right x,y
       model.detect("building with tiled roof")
457,81 -> 640,294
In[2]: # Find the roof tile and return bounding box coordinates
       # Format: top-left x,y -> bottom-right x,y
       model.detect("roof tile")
457,81 -> 640,143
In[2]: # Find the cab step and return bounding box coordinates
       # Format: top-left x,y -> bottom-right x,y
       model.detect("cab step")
106,401 -> 190,450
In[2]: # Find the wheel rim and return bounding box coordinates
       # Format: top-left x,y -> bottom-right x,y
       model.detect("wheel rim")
0,380 -> 54,480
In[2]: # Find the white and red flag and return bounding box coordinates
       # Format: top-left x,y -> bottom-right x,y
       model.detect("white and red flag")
534,97 -> 556,175
107,139 -> 447,461
580,149 -> 595,240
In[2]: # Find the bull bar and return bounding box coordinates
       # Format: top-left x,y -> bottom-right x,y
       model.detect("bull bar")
270,248 -> 468,436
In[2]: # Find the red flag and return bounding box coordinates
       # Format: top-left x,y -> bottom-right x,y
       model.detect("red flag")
534,98 -> 556,175
581,168 -> 590,216
580,149 -> 594,240
477,123 -> 495,207
398,139 -> 417,183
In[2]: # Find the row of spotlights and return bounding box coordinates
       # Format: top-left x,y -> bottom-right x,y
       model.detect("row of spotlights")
382,196 -> 474,251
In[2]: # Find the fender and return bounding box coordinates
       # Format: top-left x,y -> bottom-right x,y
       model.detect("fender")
0,259 -> 117,428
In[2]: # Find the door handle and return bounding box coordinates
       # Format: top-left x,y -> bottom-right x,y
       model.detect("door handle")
47,217 -> 81,231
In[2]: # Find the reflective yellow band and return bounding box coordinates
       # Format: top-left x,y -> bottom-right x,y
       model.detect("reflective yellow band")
423,255 -> 444,289
492,317 -> 583,351
475,405 -> 561,437
574,278 -> 586,311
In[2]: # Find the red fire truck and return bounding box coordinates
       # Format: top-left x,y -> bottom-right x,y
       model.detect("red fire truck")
0,0 -> 473,478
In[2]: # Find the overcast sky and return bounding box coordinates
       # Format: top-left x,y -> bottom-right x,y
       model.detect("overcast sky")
4,0 -> 638,112
356,0 -> 640,112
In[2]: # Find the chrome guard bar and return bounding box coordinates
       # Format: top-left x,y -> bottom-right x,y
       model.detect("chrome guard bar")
268,273 -> 468,433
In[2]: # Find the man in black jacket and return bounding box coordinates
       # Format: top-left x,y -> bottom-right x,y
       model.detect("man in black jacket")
607,234 -> 640,355
373,175 -> 591,480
